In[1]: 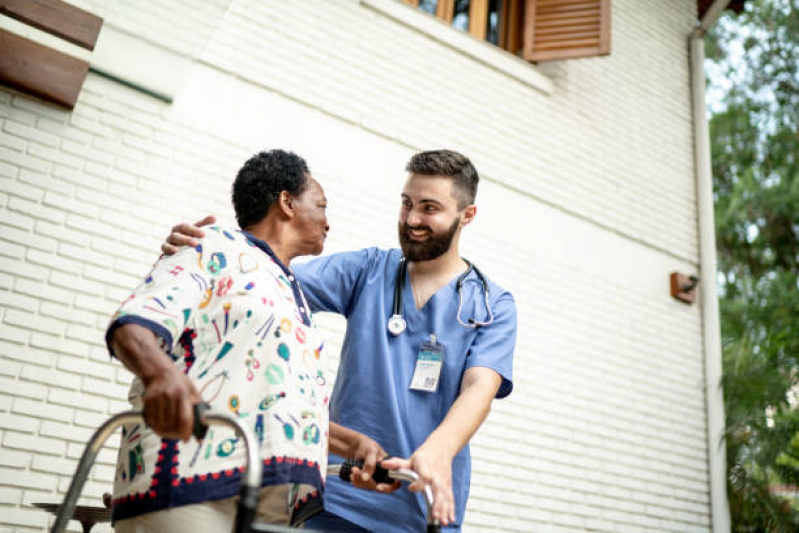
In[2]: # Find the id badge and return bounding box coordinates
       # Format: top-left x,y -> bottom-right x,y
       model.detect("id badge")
410,336 -> 445,392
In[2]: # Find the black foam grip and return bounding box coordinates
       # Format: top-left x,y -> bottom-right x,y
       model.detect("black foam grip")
427,525 -> 441,533
338,459 -> 393,484
192,402 -> 211,440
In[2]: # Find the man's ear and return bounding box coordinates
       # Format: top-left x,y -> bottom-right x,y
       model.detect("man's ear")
276,190 -> 294,219
460,204 -> 476,227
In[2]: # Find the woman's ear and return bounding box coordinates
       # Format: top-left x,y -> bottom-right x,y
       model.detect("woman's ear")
277,190 -> 294,219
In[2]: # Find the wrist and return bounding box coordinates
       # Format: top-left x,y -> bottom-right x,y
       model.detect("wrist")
419,433 -> 458,460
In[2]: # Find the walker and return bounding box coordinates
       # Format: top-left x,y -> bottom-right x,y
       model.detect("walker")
49,403 -> 440,533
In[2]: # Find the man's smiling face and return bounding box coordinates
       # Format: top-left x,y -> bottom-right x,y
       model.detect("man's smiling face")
397,174 -> 463,262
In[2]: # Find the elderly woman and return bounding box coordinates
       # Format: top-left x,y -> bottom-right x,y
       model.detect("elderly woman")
107,150 -> 366,532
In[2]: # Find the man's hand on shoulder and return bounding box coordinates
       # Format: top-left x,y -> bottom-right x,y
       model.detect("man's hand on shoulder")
161,215 -> 216,255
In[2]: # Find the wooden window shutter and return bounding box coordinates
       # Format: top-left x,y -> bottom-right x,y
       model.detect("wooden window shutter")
0,0 -> 102,109
523,0 -> 611,62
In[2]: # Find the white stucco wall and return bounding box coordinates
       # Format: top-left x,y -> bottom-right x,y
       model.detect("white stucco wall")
0,1 -> 712,531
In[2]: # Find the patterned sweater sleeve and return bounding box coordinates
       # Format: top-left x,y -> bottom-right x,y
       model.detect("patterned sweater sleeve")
105,240 -> 213,358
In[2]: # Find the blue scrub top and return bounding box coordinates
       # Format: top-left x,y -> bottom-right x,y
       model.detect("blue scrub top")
294,248 -> 516,532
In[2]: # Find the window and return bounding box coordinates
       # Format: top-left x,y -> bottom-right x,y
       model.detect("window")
402,0 -> 611,62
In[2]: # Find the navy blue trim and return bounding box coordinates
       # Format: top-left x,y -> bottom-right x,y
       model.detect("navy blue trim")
240,230 -> 312,327
106,316 -> 173,359
112,456 -> 324,522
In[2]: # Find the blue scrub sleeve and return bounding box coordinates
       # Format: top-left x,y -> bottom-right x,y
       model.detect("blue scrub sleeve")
465,291 -> 516,398
292,248 -> 377,316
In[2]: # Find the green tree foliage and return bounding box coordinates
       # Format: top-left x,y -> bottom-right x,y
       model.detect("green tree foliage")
706,0 -> 799,530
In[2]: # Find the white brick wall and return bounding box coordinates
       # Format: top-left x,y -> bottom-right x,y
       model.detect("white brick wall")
0,0 -> 712,531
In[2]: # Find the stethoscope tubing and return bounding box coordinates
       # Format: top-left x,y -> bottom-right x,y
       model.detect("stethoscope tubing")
388,257 -> 494,336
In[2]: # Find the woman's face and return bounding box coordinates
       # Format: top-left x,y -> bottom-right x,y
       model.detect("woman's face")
291,176 -> 329,257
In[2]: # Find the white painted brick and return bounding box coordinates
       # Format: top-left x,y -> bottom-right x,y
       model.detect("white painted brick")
3,120 -> 59,147
56,355 -> 114,380
0,412 -> 38,433
0,290 -> 38,312
48,387 -> 108,414
28,334 -> 88,360
0,323 -> 28,345
42,192 -> 99,219
81,376 -> 127,401
25,249 -> 82,275
39,420 -> 92,443
0,487 -> 20,505
0,225 -> 56,253
20,364 -> 81,391
61,139 -> 114,165
66,441 -> 117,464
65,324 -> 103,347
13,278 -> 73,304
74,294 -> 117,316
0,145 -> 50,173
0,103 -> 37,126
31,455 -> 78,477
0,130 -> 26,151
0,376 -> 47,400
0,448 -> 29,468
58,242 -> 112,269
36,116 -> 93,144
68,114 -> 112,137
73,409 -> 110,429
0,358 -> 20,378
11,398 -> 73,422
3,431 -> 67,456
11,96 -> 69,121
4,179 -> 42,203
9,196 -> 64,224
0,505 -> 47,528
3,309 -> 65,336
0,209 -> 33,231
18,167 -> 74,197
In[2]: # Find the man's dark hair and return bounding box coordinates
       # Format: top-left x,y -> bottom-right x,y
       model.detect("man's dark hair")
405,149 -> 478,209
232,149 -> 310,229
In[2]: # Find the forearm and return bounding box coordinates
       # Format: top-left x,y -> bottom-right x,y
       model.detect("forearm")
421,368 -> 501,457
328,421 -> 363,457
111,324 -> 174,385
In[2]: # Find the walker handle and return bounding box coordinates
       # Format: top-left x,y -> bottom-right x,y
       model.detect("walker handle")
192,401 -> 211,440
337,459 -> 393,484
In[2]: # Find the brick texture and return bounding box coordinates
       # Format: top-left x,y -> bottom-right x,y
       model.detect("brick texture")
0,0 -> 711,531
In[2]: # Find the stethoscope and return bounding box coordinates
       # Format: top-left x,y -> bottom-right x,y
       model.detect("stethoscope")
387,257 -> 495,336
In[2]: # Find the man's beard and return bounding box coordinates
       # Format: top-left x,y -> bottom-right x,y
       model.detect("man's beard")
398,217 -> 460,262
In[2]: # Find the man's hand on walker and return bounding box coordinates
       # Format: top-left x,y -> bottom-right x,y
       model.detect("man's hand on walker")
381,445 -> 456,526
161,215 -> 216,255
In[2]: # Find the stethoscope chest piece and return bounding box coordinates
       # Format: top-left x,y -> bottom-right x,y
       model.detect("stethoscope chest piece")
387,314 -> 407,336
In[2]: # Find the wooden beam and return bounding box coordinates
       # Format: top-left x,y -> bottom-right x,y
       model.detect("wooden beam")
436,0 -> 455,22
403,0 -> 420,6
0,0 -> 103,50
469,0 -> 489,40
598,0 -> 611,55
0,29 -> 89,108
